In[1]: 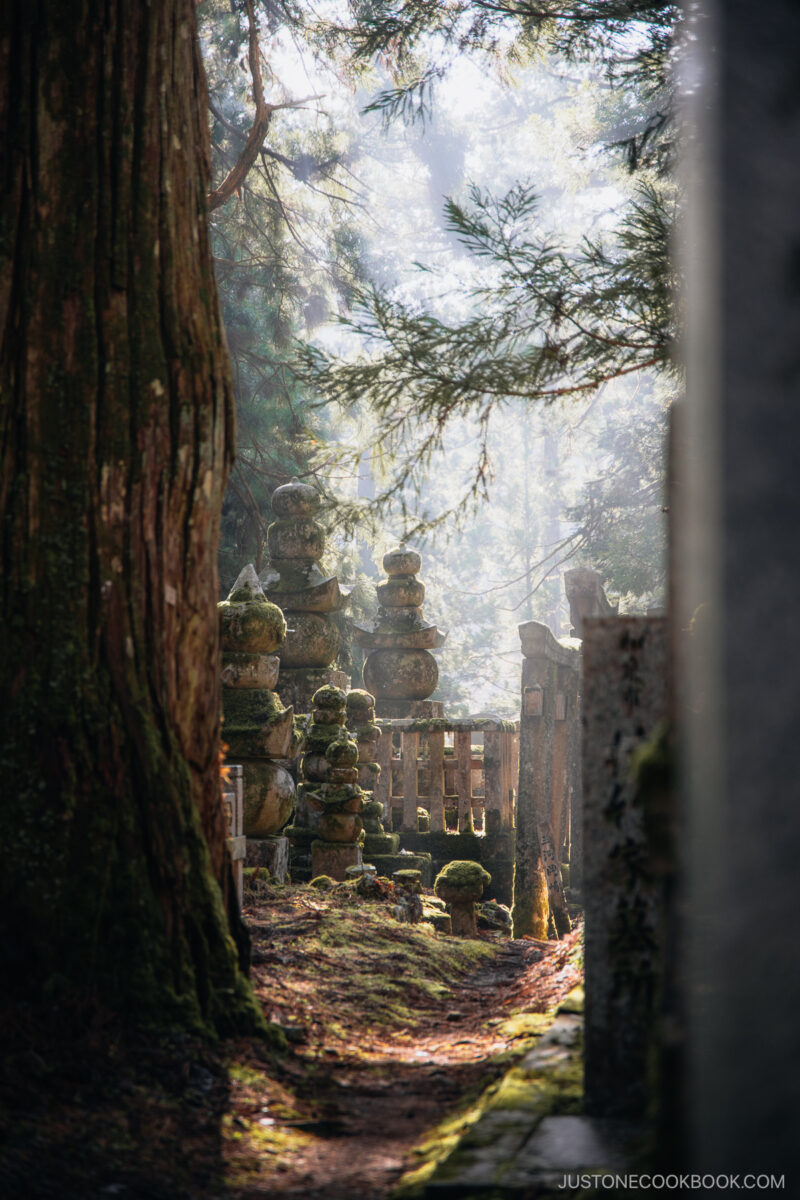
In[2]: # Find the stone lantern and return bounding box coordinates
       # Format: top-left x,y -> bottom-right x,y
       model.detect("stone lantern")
354,547 -> 446,718
434,860 -> 492,938
260,478 -> 349,713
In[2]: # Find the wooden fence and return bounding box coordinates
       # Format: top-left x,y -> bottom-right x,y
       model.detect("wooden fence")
373,718 -> 519,834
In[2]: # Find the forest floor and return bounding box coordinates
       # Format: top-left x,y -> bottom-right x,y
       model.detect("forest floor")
0,876 -> 582,1200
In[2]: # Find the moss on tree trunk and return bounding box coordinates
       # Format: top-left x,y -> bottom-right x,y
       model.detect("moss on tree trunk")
0,0 -> 264,1036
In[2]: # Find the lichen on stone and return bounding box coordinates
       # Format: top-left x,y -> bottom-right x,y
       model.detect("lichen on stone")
434,860 -> 491,897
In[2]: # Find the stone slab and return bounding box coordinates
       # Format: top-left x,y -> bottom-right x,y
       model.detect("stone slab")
582,616 -> 669,1118
245,835 -> 290,882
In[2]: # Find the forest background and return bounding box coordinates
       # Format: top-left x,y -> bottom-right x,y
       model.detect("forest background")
203,0 -> 680,715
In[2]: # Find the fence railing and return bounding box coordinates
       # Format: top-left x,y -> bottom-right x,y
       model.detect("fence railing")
374,718 -> 518,834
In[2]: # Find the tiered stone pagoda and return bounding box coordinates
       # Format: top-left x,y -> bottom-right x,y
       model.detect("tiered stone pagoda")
345,689 -> 399,860
354,547 -> 446,718
286,685 -> 365,881
218,565 -> 298,878
260,478 -> 349,713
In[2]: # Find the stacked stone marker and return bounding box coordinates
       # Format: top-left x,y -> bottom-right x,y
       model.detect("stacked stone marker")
346,689 -> 401,862
219,565 -> 297,880
582,615 -> 669,1119
354,547 -> 446,718
286,684 -> 364,881
261,478 -> 349,713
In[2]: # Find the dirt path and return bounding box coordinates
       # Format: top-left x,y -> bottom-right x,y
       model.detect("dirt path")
226,882 -> 583,1199
0,881 -> 581,1199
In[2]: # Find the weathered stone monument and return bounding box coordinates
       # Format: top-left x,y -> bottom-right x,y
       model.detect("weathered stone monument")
260,478 -> 349,713
286,684 -> 365,881
434,860 -> 492,938
512,621 -> 579,939
218,565 -> 297,880
354,547 -> 446,718
581,615 -> 669,1118
345,689 -> 400,861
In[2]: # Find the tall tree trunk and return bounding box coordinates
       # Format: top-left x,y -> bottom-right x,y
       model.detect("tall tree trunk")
0,1 -> 263,1035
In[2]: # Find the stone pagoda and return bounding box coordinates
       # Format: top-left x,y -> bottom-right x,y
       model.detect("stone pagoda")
260,478 -> 349,714
354,547 -> 446,718
345,689 -> 399,860
218,565 -> 298,879
285,684 -> 365,881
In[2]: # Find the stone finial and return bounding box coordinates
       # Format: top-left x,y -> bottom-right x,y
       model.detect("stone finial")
564,567 -> 618,638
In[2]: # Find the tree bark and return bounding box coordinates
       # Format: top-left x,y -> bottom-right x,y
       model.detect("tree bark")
0,0 -> 263,1036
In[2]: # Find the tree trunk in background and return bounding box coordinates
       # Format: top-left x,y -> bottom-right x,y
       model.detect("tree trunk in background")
0,1 -> 263,1035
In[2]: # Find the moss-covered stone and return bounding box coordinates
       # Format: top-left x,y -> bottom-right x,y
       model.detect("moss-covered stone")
270,478 -> 321,517
363,647 -> 438,701
218,596 -> 287,653
312,684 -> 348,709
222,690 -> 296,758
278,611 -> 339,669
394,868 -> 423,892
326,735 -> 359,768
345,688 -> 375,712
434,860 -> 492,897
267,516 -> 325,562
241,760 -> 295,838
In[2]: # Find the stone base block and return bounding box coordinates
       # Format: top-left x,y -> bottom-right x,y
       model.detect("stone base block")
311,840 -> 362,881
363,831 -> 400,855
369,851 -> 432,887
275,667 -> 350,716
245,835 -> 290,882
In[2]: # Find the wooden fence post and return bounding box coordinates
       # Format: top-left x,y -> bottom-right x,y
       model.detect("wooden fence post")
455,730 -> 473,833
401,731 -> 419,831
428,729 -> 445,832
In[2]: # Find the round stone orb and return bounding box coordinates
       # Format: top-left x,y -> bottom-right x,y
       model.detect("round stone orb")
326,736 -> 359,768
242,760 -> 295,837
271,478 -> 321,517
363,648 -> 438,701
267,517 -> 325,562
312,683 -> 348,710
383,547 -> 421,577
278,612 -> 340,669
218,597 -> 286,653
345,688 -> 375,713
376,576 -> 425,608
